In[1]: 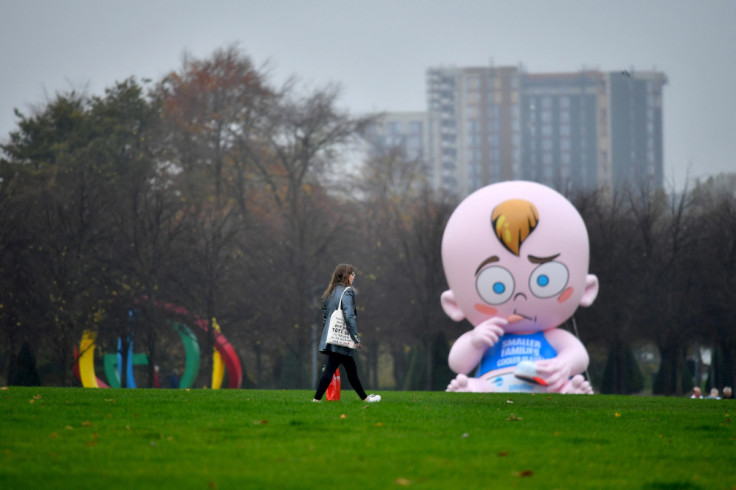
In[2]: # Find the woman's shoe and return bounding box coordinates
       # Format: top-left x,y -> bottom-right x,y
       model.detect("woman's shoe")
364,394 -> 381,403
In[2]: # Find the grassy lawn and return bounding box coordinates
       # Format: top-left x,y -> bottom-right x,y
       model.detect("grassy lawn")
1,387 -> 734,489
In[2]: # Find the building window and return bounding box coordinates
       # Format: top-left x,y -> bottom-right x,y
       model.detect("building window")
561,151 -> 570,165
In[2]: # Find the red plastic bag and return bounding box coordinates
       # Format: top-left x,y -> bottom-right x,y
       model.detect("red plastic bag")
326,368 -> 341,401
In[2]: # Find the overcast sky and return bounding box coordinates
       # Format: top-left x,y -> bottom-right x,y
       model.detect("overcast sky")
1,0 -> 734,187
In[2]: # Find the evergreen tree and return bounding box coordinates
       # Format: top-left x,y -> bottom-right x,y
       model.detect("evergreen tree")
9,342 -> 41,386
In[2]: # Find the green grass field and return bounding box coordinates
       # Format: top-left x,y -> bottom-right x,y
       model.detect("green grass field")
1,387 -> 734,489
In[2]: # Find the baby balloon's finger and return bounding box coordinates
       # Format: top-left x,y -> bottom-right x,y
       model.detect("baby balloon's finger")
484,324 -> 506,338
478,316 -> 508,329
534,360 -> 561,374
473,331 -> 499,347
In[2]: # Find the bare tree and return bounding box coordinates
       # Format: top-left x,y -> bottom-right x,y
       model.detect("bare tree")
243,83 -> 374,387
156,45 -> 272,385
354,141 -> 459,389
691,176 -> 736,391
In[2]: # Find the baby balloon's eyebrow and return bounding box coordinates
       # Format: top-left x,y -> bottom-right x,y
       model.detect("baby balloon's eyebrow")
528,254 -> 560,264
475,256 -> 500,275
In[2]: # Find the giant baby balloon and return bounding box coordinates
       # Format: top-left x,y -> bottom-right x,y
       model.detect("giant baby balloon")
442,181 -> 599,394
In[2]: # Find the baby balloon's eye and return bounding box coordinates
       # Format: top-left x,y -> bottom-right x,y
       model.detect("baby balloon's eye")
529,262 -> 568,298
476,266 -> 514,305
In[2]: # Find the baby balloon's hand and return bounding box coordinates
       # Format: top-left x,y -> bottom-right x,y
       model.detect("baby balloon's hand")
535,358 -> 571,393
470,318 -> 507,350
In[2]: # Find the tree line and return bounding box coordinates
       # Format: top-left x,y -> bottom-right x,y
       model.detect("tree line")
1,45 -> 734,395
574,178 -> 736,395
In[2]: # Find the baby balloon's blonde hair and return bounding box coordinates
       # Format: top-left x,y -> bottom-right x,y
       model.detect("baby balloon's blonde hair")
491,199 -> 539,256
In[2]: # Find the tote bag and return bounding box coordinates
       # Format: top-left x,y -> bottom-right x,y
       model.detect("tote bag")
325,287 -> 357,349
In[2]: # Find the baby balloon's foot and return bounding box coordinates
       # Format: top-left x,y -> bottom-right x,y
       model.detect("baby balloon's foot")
447,374 -> 470,392
446,374 -> 494,393
560,374 -> 594,394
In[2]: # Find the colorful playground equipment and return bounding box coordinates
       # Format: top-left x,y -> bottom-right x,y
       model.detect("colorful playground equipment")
74,301 -> 242,389
172,322 -> 200,389
73,330 -> 109,388
211,318 -> 225,390
102,337 -> 149,388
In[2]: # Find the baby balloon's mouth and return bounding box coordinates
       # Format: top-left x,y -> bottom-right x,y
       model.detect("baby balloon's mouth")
507,311 -> 534,323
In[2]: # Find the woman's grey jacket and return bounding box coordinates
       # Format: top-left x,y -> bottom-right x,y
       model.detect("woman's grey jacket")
318,285 -> 360,357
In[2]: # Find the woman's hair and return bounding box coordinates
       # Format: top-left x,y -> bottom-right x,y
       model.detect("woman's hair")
322,263 -> 356,298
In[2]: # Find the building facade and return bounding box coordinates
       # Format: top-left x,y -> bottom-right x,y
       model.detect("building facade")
368,65 -> 667,198
363,111 -> 429,163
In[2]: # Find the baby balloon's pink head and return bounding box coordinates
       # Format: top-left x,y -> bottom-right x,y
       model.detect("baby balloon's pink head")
441,181 -> 598,333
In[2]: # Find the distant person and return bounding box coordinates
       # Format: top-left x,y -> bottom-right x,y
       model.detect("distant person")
706,388 -> 720,399
690,387 -> 702,399
312,263 -> 380,403
723,386 -> 733,400
169,368 -> 180,388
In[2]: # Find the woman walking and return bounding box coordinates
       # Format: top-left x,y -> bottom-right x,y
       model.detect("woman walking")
313,264 -> 381,403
